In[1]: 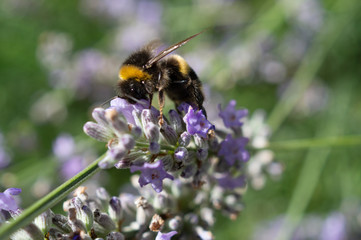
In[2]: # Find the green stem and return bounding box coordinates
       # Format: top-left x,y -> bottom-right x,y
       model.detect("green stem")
257,135 -> 361,151
0,153 -> 105,239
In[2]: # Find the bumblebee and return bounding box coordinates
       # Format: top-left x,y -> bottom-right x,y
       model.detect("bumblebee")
117,32 -> 206,125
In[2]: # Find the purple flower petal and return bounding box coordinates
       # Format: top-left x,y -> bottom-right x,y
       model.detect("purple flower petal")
0,188 -> 21,211
183,107 -> 213,138
219,100 -> 248,128
130,160 -> 174,193
156,231 -> 178,240
218,134 -> 249,165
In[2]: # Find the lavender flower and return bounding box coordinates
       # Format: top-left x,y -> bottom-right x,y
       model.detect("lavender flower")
130,160 -> 174,193
0,188 -> 21,212
79,98 -> 253,238
219,100 -> 248,128
183,107 -> 213,138
155,231 -> 178,240
218,134 -> 250,166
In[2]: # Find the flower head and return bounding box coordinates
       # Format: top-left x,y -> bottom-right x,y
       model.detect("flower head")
156,231 -> 178,240
219,100 -> 248,128
0,188 -> 21,212
183,107 -> 213,138
130,160 -> 174,193
218,134 -> 249,166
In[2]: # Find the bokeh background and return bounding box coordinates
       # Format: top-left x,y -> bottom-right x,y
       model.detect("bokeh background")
1,0 -> 361,239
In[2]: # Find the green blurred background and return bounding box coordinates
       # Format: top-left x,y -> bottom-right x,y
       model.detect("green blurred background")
1,0 -> 361,239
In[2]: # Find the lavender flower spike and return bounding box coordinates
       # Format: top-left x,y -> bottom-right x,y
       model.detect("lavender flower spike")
0,188 -> 21,212
156,231 -> 178,240
183,107 -> 213,138
130,160 -> 174,193
219,100 -> 248,128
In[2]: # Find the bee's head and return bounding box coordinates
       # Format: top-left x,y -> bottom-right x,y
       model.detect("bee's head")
117,65 -> 151,102
117,79 -> 149,103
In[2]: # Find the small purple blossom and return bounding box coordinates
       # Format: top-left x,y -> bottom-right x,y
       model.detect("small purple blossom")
177,102 -> 191,113
183,107 -> 213,138
218,134 -> 250,165
155,231 -> 178,240
0,188 -> 21,212
219,100 -> 248,128
130,160 -> 174,193
216,174 -> 246,189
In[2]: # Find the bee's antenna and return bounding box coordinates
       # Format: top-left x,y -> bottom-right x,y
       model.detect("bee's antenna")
124,94 -> 151,108
99,96 -> 118,108
145,30 -> 204,69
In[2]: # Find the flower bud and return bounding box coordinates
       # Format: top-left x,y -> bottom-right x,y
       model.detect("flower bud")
174,147 -> 188,164
83,122 -> 112,142
129,125 -> 142,139
52,213 -> 72,232
194,134 -> 208,149
109,197 -> 123,222
105,109 -> 129,136
93,209 -> 116,231
99,155 -> 116,169
81,205 -> 94,231
179,132 -> 191,147
135,197 -> 154,226
196,148 -> 208,161
159,155 -> 174,172
141,109 -> 157,126
149,142 -> 160,154
71,197 -> 93,231
132,110 -> 143,128
169,110 -> 183,134
68,207 -> 86,232
92,108 -> 109,126
33,209 -> 52,235
119,134 -> 135,150
108,145 -> 127,161
96,187 -> 110,210
144,122 -> 159,142
160,124 -> 178,145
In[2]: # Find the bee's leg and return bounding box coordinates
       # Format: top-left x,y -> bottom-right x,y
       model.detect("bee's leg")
148,93 -> 153,109
158,90 -> 165,126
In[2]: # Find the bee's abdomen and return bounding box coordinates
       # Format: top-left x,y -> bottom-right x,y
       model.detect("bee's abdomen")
164,55 -> 204,109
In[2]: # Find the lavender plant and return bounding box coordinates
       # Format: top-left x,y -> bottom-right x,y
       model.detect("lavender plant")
0,98 -> 250,239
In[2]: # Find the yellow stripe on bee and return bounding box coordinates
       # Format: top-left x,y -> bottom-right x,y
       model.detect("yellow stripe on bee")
172,55 -> 190,76
119,65 -> 151,82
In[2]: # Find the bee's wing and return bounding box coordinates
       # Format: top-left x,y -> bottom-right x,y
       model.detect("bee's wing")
144,31 -> 203,69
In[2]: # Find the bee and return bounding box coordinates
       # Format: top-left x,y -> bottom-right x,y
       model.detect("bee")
117,32 -> 206,125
